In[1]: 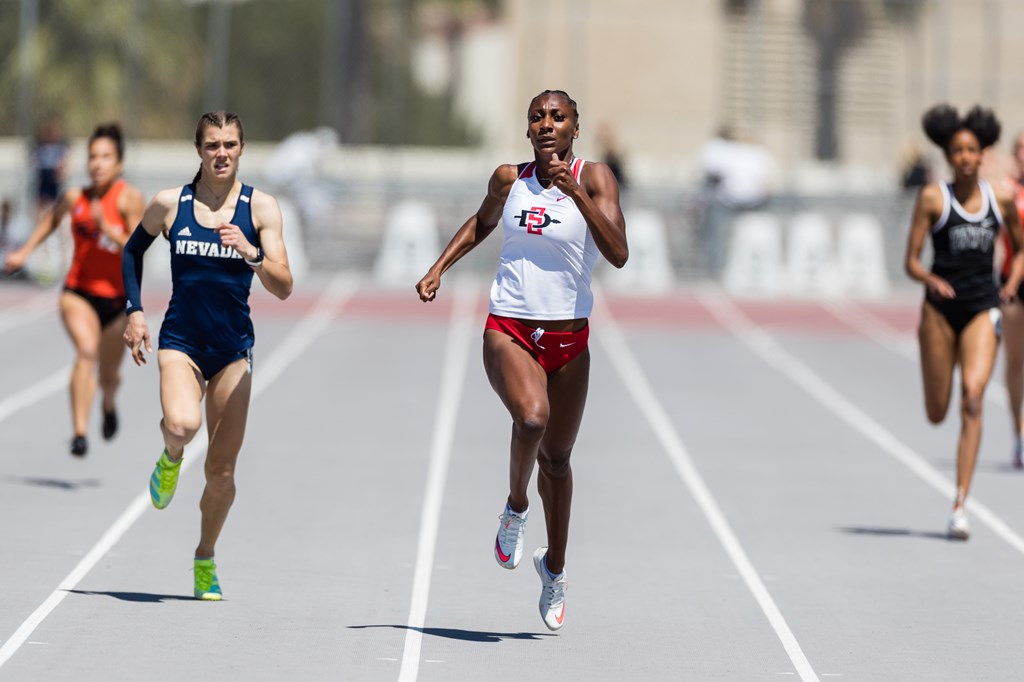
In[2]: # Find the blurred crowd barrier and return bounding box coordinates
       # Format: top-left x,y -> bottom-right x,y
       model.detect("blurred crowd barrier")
317,180 -> 918,299
0,138 -> 919,298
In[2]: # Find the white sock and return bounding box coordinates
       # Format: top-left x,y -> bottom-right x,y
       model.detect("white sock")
543,556 -> 564,581
505,503 -> 528,519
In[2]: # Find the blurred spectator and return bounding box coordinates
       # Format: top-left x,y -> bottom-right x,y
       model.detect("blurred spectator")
595,121 -> 628,190
0,199 -> 28,281
900,141 -> 931,191
0,199 -> 10,250
0,199 -> 11,259
31,119 -> 69,217
696,125 -> 774,276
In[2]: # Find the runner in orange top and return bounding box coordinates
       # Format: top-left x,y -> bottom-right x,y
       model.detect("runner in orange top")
998,132 -> 1024,468
4,123 -> 145,456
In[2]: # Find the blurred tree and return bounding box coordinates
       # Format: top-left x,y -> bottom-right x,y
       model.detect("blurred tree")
317,0 -> 483,145
880,0 -> 925,23
0,0 -> 483,144
802,0 -> 868,160
0,1 -> 25,134
0,0 -> 204,139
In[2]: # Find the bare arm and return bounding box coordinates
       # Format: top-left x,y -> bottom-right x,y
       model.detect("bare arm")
549,155 -> 628,268
999,190 -> 1024,301
96,184 -> 146,249
123,188 -> 180,365
904,183 -> 954,299
415,164 -> 517,302
3,190 -> 76,273
241,190 -> 292,300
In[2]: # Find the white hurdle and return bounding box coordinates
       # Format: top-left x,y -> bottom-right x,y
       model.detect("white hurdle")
837,213 -> 889,298
277,197 -> 309,281
601,208 -> 673,293
722,211 -> 785,296
373,201 -> 440,286
787,212 -> 841,297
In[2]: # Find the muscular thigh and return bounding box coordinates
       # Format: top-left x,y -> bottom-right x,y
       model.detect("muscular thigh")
958,311 -> 999,389
483,329 -> 549,418
205,358 -> 252,429
919,302 -> 957,396
99,315 -> 127,365
1002,302 -> 1024,366
158,349 -> 205,425
542,349 -> 590,454
59,291 -> 101,354
203,357 -> 252,467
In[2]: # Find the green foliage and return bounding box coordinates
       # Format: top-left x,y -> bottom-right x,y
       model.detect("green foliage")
1,0 -> 483,145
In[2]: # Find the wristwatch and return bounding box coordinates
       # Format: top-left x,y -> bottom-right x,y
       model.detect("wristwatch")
245,248 -> 264,267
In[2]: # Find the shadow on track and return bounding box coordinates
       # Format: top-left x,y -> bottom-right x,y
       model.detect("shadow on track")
66,590 -> 197,603
5,476 -> 101,491
838,526 -> 951,541
348,624 -> 554,643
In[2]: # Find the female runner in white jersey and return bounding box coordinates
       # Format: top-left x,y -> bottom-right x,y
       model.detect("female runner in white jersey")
416,90 -> 628,630
904,103 -> 1024,539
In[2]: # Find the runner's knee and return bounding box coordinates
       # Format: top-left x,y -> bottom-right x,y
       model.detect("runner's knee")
961,390 -> 984,419
76,345 -> 100,364
538,449 -> 572,478
162,414 -> 200,443
512,403 -> 549,440
204,462 -> 235,493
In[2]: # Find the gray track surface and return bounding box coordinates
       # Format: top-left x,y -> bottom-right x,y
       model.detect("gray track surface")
1,274 -> 1023,682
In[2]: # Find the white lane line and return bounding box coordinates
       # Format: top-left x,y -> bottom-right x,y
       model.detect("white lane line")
594,297 -> 820,682
0,288 -> 55,335
398,280 -> 476,682
697,289 -> 1024,557
0,271 -> 359,670
0,313 -> 163,427
821,299 -> 1008,409
818,300 -> 915,358
0,366 -> 69,425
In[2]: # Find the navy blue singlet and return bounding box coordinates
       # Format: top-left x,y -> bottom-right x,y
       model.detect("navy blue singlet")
159,183 -> 260,356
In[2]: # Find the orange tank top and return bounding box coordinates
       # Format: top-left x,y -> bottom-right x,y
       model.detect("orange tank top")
64,179 -> 130,298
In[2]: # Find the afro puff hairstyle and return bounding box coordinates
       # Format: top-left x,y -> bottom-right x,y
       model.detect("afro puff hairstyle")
922,103 -> 1001,152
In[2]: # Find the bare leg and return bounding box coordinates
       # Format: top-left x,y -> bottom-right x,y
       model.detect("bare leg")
1001,302 -> 1024,462
953,312 -> 999,509
195,357 -> 251,559
535,350 -> 589,574
483,330 -> 550,514
918,302 -> 957,425
157,350 -> 205,459
59,291 -> 102,439
98,317 -> 127,414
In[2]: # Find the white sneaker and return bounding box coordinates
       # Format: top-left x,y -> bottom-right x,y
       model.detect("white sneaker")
495,504 -> 528,569
533,547 -> 567,631
948,508 -> 970,540
1013,436 -> 1023,470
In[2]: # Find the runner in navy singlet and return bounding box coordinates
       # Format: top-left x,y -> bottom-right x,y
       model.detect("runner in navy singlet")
416,90 -> 628,630
904,103 -> 1024,540
121,111 -> 293,600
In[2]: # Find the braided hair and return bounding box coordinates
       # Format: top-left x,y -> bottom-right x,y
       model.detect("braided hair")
191,110 -> 245,186
530,90 -> 579,121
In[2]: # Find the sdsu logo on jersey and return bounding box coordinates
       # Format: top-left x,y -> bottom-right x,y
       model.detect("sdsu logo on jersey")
516,207 -> 561,235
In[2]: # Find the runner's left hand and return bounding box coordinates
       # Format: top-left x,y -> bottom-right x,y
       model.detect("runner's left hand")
216,223 -> 257,261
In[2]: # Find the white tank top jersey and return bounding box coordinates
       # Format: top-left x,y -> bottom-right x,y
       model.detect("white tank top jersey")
489,158 -> 601,320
